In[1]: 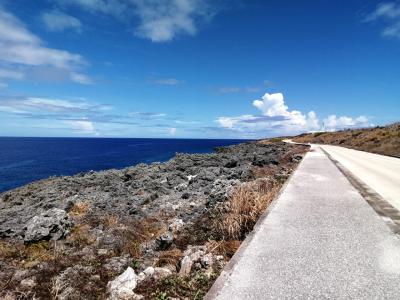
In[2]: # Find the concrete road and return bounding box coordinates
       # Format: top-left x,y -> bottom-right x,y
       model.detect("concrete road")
320,145 -> 400,212
206,146 -> 400,299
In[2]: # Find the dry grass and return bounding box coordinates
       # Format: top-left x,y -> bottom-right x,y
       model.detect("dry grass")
206,240 -> 241,258
219,182 -> 279,240
155,249 -> 183,269
67,224 -> 96,246
0,241 -> 18,259
293,123 -> 400,157
68,201 -> 90,218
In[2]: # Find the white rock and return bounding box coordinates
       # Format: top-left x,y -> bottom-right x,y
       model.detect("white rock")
143,266 -> 155,277
137,272 -> 146,282
107,267 -> 138,300
168,218 -> 184,232
20,277 -> 36,289
98,249 -> 108,256
153,267 -> 172,280
186,175 -> 197,181
179,255 -> 193,276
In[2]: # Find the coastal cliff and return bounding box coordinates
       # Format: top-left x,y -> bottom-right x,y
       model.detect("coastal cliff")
0,141 -> 308,299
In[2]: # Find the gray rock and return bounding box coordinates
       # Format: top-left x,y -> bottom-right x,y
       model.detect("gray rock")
104,255 -> 133,274
155,232 -> 174,250
24,208 -> 72,243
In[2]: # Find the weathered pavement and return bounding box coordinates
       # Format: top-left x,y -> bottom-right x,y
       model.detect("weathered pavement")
206,146 -> 400,299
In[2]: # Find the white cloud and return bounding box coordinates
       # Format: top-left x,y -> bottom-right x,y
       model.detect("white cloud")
216,92 -> 370,137
0,97 -> 110,114
0,7 -> 91,84
365,2 -> 400,39
56,0 -> 129,18
41,10 -> 82,32
133,0 -> 212,42
128,112 -> 167,118
153,78 -> 181,85
169,127 -> 177,135
64,120 -> 96,133
70,72 -> 94,84
56,0 -> 216,42
0,68 -> 24,80
322,115 -> 370,131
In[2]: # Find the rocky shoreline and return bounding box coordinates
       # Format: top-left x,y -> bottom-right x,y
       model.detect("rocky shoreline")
0,140 -> 308,299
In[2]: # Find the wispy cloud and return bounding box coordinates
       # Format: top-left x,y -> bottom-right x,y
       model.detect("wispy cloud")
0,68 -> 25,80
41,10 -> 82,33
365,2 -> 400,39
0,97 -> 111,114
217,80 -> 272,94
217,92 -> 371,137
152,78 -> 182,85
55,0 -> 218,42
218,86 -> 241,94
0,95 -> 174,135
133,0 -> 214,42
128,112 -> 167,119
0,7 -> 91,85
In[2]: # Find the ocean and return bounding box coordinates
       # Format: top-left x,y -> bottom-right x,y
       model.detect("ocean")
0,137 -> 250,193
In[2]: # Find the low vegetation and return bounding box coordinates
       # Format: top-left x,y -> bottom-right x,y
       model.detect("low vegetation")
293,122 -> 400,157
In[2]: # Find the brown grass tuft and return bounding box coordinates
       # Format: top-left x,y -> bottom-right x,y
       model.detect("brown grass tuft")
206,240 -> 241,258
67,224 -> 96,246
155,249 -> 183,269
219,183 -> 278,240
68,201 -> 90,218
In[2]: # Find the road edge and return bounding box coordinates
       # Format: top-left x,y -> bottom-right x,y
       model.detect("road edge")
204,146 -> 311,300
321,147 -> 400,237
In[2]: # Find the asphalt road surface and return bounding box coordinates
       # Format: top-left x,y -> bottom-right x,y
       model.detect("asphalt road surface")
206,146 -> 400,299
320,145 -> 400,212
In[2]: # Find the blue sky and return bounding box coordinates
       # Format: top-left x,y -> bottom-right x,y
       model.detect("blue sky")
0,0 -> 399,138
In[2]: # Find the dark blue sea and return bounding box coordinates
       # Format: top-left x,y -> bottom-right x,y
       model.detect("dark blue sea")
0,137 -> 250,193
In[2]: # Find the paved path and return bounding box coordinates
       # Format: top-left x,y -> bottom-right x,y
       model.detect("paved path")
320,145 -> 400,212
206,146 -> 400,299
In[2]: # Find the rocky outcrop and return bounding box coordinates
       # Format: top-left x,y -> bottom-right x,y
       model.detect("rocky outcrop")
24,208 -> 72,243
0,142 -> 296,240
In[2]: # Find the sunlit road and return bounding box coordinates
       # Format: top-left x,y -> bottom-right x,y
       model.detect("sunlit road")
320,145 -> 400,212
206,146 -> 400,300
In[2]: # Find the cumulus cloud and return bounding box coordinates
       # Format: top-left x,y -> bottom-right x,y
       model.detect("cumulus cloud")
55,0 -> 216,42
322,115 -> 369,131
365,2 -> 400,38
64,120 -> 96,134
0,7 -> 91,84
41,10 -> 82,32
217,92 -> 370,137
